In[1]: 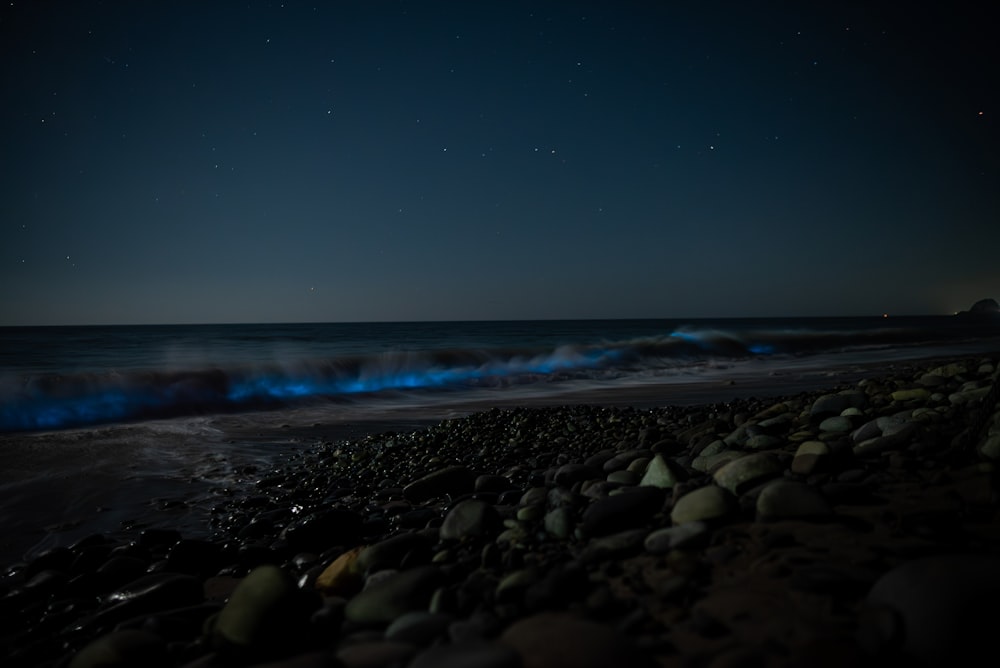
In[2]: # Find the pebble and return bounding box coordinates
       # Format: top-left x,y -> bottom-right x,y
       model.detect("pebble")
69,629 -> 168,668
580,487 -> 665,536
639,454 -> 684,489
712,453 -> 783,495
439,500 -> 502,542
755,481 -> 833,521
403,465 -> 475,502
791,440 -> 830,475
670,485 -> 734,524
344,565 -> 444,624
212,564 -> 310,654
644,521 -> 710,553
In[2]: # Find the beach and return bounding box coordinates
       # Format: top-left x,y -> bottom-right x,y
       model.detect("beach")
2,351 -> 999,667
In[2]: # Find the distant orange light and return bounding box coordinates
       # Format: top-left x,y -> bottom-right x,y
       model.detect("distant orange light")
882,313 -> 888,318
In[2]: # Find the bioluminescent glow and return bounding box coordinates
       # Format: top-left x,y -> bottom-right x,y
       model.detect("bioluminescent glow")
0,327 -> 792,433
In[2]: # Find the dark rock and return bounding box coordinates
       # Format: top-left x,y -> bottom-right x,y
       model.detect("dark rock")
408,641 -> 522,668
403,466 -> 476,502
501,612 -> 656,668
279,508 -> 363,553
344,565 -> 444,625
580,487 -> 665,536
439,500 -> 501,542
68,629 -> 169,668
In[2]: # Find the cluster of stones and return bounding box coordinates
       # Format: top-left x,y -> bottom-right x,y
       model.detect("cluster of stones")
2,356 -> 1000,667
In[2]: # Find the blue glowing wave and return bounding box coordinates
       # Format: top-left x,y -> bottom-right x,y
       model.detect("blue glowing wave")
0,327 -> 793,433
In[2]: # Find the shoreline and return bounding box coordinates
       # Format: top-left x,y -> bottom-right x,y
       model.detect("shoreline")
2,352 -> 1000,666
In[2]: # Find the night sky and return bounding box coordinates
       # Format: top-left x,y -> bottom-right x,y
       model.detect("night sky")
2,1 -> 998,325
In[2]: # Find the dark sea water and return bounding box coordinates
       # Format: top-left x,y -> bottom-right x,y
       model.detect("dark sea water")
2,317 -> 999,564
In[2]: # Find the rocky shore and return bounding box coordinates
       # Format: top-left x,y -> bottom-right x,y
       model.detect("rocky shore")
3,355 -> 1000,667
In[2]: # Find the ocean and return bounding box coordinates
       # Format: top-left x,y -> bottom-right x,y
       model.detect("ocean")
2,316 -> 999,565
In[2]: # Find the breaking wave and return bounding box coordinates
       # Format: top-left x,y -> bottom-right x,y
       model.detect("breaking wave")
1,322 -> 994,432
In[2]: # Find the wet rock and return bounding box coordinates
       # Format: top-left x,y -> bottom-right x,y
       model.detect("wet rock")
580,487 -> 665,536
212,564 -> 313,655
384,610 -> 454,645
403,466 -> 476,502
439,500 -> 501,542
344,565 -> 444,624
578,528 -> 648,565
644,521 -> 710,553
638,454 -> 685,489
554,463 -> 602,487
818,416 -> 853,433
336,641 -> 418,668
279,508 -> 363,553
358,532 -> 433,573
69,629 -> 168,668
543,507 -> 575,540
670,485 -> 735,524
791,440 -> 830,475
755,481 -> 833,521
713,453 -> 782,495
810,391 -> 867,419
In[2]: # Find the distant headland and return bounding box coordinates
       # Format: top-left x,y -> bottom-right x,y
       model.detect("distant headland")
955,298 -> 1000,318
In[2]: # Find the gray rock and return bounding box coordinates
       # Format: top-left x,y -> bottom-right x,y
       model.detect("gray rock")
344,565 -> 444,624
358,532 -> 433,573
744,434 -> 783,450
578,528 -> 648,564
543,507 -> 575,539
606,470 -> 640,486
819,415 -> 853,433
554,463 -> 601,486
639,454 -> 685,489
644,521 -> 710,553
439,500 -> 501,542
384,610 -> 454,646
791,440 -> 830,475
403,466 -> 475,502
810,391 -> 867,418
755,481 -> 833,521
713,453 -> 783,495
213,565 -> 307,652
670,485 -> 734,524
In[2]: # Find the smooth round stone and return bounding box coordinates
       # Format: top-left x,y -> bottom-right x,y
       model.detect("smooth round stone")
403,466 -> 475,502
279,508 -> 363,553
819,415 -> 853,433
644,521 -> 710,553
516,504 -> 545,522
578,528 -> 648,565
344,565 -> 444,624
606,470 -> 639,485
981,434 -> 1000,460
744,434 -> 782,450
580,486 -> 665,536
213,565 -> 303,651
543,507 -> 575,539
336,641 -> 418,668
791,440 -> 830,475
867,555 -> 1000,665
439,500 -> 501,542
692,450 -> 744,474
519,487 -> 548,506
500,613 -> 656,668
384,611 -> 454,645
315,546 -> 364,596
554,463 -> 601,486
639,454 -> 684,489
755,481 -> 832,521
408,642 -> 522,668
626,457 -> 651,474
69,630 -> 168,668
712,453 -> 782,495
810,391 -> 867,418
670,485 -> 734,524
475,474 -> 511,494
891,388 -> 931,402
357,532 -> 433,573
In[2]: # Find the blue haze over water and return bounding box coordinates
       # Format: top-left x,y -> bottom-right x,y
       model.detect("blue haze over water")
3,317 -> 1000,434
